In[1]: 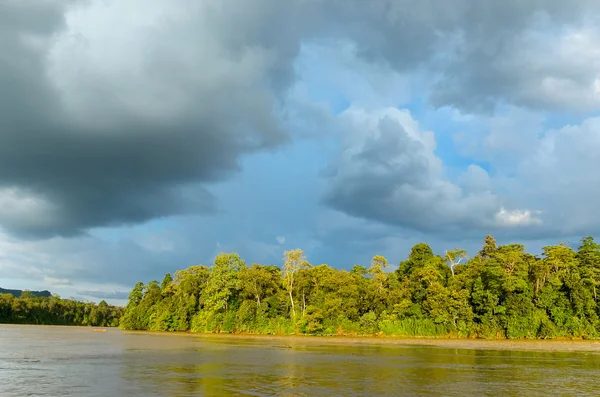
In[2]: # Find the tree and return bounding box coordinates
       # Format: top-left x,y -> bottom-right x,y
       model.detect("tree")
479,234 -> 498,258
368,255 -> 389,308
161,273 -> 173,291
370,255 -> 389,273
0,292 -> 122,327
115,234 -> 600,340
203,253 -> 246,314
240,264 -> 280,307
127,282 -> 145,309
398,243 -> 435,278
173,265 -> 210,298
283,249 -> 309,321
577,236 -> 600,302
444,249 -> 467,277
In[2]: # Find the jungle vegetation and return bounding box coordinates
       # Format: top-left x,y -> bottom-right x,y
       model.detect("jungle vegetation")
121,235 -> 600,339
0,292 -> 124,327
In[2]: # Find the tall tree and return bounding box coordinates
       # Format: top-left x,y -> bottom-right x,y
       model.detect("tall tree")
445,249 -> 467,277
283,249 -> 309,321
578,236 -> 600,302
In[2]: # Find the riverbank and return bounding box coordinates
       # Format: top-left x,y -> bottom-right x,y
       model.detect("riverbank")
118,329 -> 600,353
4,324 -> 600,352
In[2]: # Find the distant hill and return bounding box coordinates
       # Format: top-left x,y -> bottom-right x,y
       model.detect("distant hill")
0,288 -> 52,298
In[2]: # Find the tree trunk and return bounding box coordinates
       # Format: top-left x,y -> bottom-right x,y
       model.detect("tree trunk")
289,289 -> 295,319
302,290 -> 306,317
254,281 -> 260,307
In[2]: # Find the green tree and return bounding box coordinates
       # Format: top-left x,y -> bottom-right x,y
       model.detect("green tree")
445,249 -> 467,277
578,236 -> 600,302
161,273 -> 173,291
283,249 -> 309,322
203,253 -> 246,314
115,235 -> 600,339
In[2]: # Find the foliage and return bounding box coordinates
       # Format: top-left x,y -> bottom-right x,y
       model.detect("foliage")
0,294 -> 123,326
120,236 -> 600,339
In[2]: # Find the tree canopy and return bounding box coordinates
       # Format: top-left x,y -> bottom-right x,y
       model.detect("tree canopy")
0,294 -> 123,327
120,235 -> 600,339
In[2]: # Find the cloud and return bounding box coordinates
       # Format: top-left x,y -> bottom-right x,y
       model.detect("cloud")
321,0 -> 600,114
446,107 -> 600,238
495,208 -> 542,227
453,106 -> 544,165
3,0 -> 600,239
43,277 -> 72,287
292,40 -> 412,110
0,0 -> 298,237
4,0 -> 600,300
322,107 -> 540,235
510,117 -> 600,236
77,290 -> 130,300
333,106 -> 600,240
425,3 -> 600,113
0,228 -> 186,288
0,188 -> 60,233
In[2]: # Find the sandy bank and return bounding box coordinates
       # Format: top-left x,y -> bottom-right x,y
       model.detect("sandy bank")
120,330 -> 600,353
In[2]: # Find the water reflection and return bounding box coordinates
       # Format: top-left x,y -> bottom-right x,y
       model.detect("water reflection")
2,326 -> 600,396
114,334 -> 600,396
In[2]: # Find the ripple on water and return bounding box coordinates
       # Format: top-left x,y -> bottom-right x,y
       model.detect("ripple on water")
2,326 -> 600,396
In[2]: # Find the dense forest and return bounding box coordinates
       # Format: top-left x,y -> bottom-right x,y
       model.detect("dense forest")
121,235 -> 600,339
0,292 -> 124,327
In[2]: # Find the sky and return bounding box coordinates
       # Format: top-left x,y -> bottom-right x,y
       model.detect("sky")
2,0 -> 600,305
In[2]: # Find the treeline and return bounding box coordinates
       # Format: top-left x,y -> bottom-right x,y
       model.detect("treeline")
121,235 -> 600,339
0,287 -> 51,298
0,293 -> 124,327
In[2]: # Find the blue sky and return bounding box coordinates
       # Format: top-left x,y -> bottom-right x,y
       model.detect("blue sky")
2,1 -> 600,305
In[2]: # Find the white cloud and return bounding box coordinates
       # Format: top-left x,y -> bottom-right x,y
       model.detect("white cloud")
513,117 -> 600,235
323,106 -> 528,234
495,207 -> 542,227
450,110 -> 600,237
276,236 -> 286,245
43,277 -> 72,287
505,24 -> 600,112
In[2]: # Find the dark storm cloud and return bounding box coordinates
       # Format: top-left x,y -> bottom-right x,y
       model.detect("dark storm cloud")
0,0 -> 301,237
2,0 -> 600,239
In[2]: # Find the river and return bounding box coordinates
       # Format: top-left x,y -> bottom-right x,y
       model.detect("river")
1,325 -> 600,396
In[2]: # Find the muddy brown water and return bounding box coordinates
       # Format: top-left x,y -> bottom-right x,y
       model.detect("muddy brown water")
1,325 -> 600,396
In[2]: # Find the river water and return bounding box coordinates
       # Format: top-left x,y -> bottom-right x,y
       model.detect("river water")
1,325 -> 600,396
